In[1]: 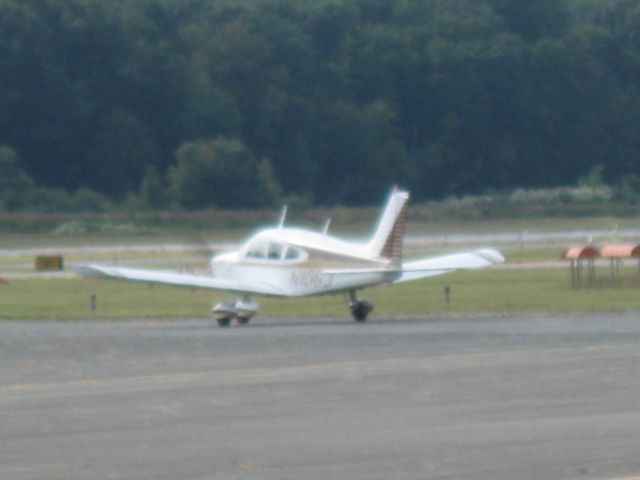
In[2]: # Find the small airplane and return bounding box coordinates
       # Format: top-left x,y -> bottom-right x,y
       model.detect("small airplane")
76,187 -> 504,326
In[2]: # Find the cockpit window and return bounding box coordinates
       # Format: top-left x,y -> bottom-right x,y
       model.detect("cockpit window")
285,246 -> 301,260
245,239 -> 268,259
244,238 -> 305,262
267,242 -> 283,260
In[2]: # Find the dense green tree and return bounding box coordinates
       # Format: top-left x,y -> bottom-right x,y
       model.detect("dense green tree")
1,0 -> 640,208
312,100 -> 409,204
0,146 -> 34,210
490,0 -> 569,40
140,165 -> 171,210
85,110 -> 159,197
168,137 -> 280,208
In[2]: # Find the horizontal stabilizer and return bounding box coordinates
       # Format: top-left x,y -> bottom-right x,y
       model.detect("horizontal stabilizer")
396,248 -> 504,283
322,248 -> 503,282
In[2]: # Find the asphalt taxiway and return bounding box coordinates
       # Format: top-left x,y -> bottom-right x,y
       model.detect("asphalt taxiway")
2,313 -> 640,479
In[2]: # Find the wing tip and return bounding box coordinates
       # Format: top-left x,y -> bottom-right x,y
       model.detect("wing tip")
476,248 -> 505,264
73,264 -> 99,277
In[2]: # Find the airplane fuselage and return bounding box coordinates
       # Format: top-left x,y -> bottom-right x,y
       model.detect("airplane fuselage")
211,229 -> 398,297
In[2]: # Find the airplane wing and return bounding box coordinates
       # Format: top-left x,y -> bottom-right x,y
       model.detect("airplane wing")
74,264 -> 285,296
322,248 -> 504,283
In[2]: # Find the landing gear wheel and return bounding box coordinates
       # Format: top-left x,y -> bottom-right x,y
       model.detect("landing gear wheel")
236,317 -> 251,325
350,300 -> 374,322
217,318 -> 232,327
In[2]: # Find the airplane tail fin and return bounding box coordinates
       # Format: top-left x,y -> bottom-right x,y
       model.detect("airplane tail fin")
366,187 -> 410,264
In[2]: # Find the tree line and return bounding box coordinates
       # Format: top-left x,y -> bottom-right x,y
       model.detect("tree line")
1,0 -> 640,211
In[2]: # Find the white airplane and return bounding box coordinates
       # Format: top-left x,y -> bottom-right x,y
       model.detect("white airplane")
76,188 -> 504,326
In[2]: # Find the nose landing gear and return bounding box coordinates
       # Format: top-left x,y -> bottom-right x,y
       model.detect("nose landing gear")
212,295 -> 258,327
212,301 -> 236,327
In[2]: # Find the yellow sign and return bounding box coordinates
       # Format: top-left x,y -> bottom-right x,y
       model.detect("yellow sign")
35,256 -> 64,271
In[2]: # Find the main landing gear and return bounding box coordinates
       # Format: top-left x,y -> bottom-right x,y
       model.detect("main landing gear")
213,292 -> 374,326
348,290 -> 374,322
212,295 -> 258,327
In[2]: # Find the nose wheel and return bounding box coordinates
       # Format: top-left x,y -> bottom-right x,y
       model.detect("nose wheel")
217,317 -> 232,327
348,290 -> 374,322
212,296 -> 259,327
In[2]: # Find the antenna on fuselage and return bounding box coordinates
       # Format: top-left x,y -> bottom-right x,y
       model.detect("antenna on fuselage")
278,205 -> 288,229
322,218 -> 331,235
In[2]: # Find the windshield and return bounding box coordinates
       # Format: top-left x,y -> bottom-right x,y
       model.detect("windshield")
243,238 -> 304,262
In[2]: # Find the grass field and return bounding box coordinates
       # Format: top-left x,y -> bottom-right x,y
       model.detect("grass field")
2,266 -> 640,320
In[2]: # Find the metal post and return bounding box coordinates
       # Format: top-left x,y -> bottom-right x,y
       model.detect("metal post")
577,260 -> 583,287
610,259 -> 615,287
570,260 -> 576,288
617,259 -> 623,286
443,286 -> 451,306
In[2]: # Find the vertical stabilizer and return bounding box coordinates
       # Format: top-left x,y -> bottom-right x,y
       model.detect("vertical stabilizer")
366,187 -> 410,263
